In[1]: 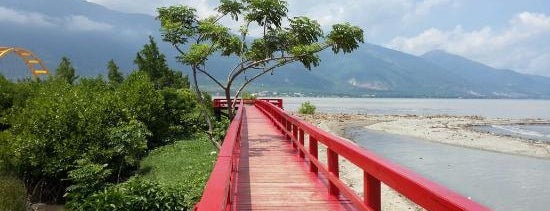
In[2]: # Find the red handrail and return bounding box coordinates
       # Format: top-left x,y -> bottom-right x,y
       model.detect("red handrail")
194,100 -> 245,211
213,98 -> 283,109
254,100 -> 490,211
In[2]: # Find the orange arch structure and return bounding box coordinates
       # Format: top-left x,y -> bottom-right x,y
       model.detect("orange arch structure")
0,47 -> 49,77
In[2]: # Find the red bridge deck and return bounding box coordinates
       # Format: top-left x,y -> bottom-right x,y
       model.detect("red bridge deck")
235,105 -> 353,210
195,99 -> 489,211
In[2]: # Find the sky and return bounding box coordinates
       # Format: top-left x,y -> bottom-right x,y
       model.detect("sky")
80,0 -> 549,77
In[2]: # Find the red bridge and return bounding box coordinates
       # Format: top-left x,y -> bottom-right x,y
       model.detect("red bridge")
197,99 -> 489,211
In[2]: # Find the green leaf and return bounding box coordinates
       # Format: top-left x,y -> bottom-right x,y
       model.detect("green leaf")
157,6 -> 197,45
245,0 -> 288,28
217,0 -> 244,20
179,44 -> 213,66
288,16 -> 323,45
327,23 -> 365,54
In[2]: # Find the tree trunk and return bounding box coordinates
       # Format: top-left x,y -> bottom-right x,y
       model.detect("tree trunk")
224,87 -> 234,119
192,66 -> 220,150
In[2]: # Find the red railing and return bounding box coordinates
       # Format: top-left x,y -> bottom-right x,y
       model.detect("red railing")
213,98 -> 283,110
254,100 -> 490,211
194,100 -> 245,211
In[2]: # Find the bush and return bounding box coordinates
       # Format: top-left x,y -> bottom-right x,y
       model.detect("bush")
2,62 -> 210,207
159,88 -> 204,139
139,136 -> 216,208
298,101 -> 316,114
240,91 -> 256,100
7,76 -> 156,202
0,175 -> 27,211
77,177 -> 185,211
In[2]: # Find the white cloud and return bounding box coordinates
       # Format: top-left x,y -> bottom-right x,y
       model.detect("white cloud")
85,0 -> 217,17
0,7 -> 113,32
387,12 -> 550,76
403,0 -> 453,21
0,6 -> 55,27
65,15 -> 113,31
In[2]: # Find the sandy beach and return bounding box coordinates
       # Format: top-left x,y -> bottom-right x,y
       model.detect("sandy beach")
296,112 -> 550,210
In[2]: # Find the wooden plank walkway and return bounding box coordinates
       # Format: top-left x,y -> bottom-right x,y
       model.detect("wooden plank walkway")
234,105 -> 355,210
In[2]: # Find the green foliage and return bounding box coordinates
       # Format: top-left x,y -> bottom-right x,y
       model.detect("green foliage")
327,23 -> 365,54
0,175 -> 27,211
288,16 -> 323,45
0,131 -> 17,174
1,41 -> 217,207
55,57 -> 79,84
298,101 -> 316,114
64,161 -> 112,208
240,91 -> 257,99
290,43 -> 322,70
0,75 -> 14,112
135,36 -> 190,89
159,88 -> 205,139
139,136 -> 216,208
213,116 -> 230,143
5,72 -> 180,202
180,43 -> 213,66
157,0 -> 364,115
157,6 -> 197,45
107,59 -> 124,84
77,177 -> 185,211
218,0 -> 245,20
245,0 -> 288,27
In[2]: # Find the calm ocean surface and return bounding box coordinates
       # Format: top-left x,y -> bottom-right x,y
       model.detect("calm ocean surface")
347,128 -> 550,211
282,97 -> 550,119
282,98 -> 550,210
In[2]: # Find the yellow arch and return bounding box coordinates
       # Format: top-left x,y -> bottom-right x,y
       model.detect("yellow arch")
0,47 -> 49,77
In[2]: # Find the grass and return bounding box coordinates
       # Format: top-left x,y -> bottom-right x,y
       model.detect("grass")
0,174 -> 27,211
139,134 -> 217,207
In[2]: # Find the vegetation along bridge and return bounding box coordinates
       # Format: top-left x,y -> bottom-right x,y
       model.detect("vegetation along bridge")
196,99 -> 489,211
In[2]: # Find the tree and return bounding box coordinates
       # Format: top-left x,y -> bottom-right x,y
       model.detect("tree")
157,0 -> 364,119
107,59 -> 124,84
55,57 -> 78,84
134,36 -> 190,90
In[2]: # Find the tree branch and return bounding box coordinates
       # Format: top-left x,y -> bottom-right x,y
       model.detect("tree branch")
173,44 -> 186,55
228,55 -> 296,85
191,66 -> 221,150
196,65 -> 226,89
232,58 -> 298,104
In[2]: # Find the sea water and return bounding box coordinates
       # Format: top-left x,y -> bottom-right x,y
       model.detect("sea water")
283,97 -> 550,119
284,97 -> 550,140
346,128 -> 550,210
474,124 -> 550,143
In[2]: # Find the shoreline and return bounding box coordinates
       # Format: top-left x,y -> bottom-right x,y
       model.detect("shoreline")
296,113 -> 423,210
298,113 -> 550,159
295,112 -> 550,210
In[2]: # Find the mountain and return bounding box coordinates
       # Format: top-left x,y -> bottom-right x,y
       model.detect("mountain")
420,50 -> 550,98
0,0 -> 165,75
2,0 -> 550,98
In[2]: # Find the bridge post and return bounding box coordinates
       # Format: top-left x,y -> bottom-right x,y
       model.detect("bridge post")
284,119 -> 290,140
364,172 -> 381,211
309,137 -> 318,174
292,124 -> 298,149
327,149 -> 339,196
298,129 -> 305,158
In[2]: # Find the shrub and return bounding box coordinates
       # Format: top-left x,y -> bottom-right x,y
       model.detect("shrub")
159,88 -> 204,139
240,91 -> 256,100
77,177 -> 185,211
298,101 -> 316,114
139,136 -> 216,208
64,161 -> 112,209
7,76 -> 155,202
0,175 -> 27,211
